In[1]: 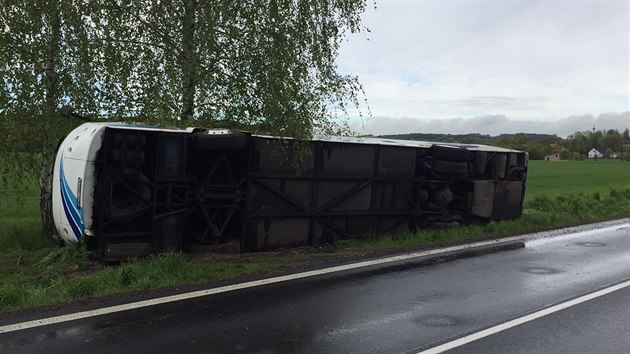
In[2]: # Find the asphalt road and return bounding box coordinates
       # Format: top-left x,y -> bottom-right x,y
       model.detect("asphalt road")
1,221 -> 630,353
445,285 -> 630,354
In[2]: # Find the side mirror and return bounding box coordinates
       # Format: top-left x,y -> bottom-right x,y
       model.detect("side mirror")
60,105 -> 75,117
59,105 -> 89,122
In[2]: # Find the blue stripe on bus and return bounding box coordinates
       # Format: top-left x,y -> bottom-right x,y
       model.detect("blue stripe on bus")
60,157 -> 84,240
61,168 -> 82,228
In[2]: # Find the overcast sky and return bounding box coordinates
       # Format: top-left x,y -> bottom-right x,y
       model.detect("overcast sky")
336,0 -> 630,137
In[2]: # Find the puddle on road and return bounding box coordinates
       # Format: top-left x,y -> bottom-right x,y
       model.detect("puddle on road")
520,267 -> 562,275
415,315 -> 462,327
416,292 -> 457,302
574,242 -> 606,247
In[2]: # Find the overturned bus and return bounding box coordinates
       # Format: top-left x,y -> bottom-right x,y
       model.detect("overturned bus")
52,122 -> 528,261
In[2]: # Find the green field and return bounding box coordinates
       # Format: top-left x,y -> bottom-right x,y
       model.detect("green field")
525,160 -> 630,201
1,159 -> 629,313
0,177 -> 51,253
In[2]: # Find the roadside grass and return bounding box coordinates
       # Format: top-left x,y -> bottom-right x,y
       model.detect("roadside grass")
1,160 -> 629,313
0,249 -> 289,313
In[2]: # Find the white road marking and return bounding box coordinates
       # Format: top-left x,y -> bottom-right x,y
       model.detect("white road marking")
0,222 -> 627,334
418,278 -> 630,354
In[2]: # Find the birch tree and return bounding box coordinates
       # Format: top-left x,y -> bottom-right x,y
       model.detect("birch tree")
94,0 -> 369,136
1,0 -> 100,233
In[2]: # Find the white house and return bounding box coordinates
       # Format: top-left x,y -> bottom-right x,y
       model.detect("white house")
588,148 -> 604,159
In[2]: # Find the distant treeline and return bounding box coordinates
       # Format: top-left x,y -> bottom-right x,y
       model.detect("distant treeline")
378,133 -> 557,145
376,129 -> 630,160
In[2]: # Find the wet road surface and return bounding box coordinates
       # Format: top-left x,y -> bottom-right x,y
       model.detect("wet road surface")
445,285 -> 630,354
1,221 -> 630,353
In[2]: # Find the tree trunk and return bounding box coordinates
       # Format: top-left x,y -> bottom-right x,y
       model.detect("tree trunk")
180,0 -> 197,121
40,150 -> 54,234
40,6 -> 61,235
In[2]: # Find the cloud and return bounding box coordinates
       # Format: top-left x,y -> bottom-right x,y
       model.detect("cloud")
351,111 -> 630,137
337,1 -> 629,122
